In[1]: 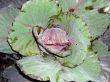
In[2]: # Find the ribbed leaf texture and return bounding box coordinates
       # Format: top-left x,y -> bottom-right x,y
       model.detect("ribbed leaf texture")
0,6 -> 19,54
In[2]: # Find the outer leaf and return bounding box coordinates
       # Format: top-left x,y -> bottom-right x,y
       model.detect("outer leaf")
8,0 -> 58,56
79,10 -> 110,39
17,55 -> 62,82
58,53 -> 100,82
75,0 -> 110,39
17,54 -> 100,82
0,6 -> 19,53
93,39 -> 110,56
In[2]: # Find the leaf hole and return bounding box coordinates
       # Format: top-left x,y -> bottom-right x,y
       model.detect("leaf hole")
98,7 -> 108,14
94,51 -> 98,54
85,6 -> 94,10
10,29 -> 15,32
92,0 -> 96,2
69,8 -> 75,13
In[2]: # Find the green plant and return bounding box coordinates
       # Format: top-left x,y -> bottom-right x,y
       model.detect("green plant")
0,0 -> 110,82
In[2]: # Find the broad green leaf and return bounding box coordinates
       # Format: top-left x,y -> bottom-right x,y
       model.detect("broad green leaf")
75,0 -> 110,39
17,54 -> 100,82
17,55 -> 61,82
58,53 -> 100,82
0,6 -> 19,54
79,10 -> 110,39
8,0 -> 58,56
93,39 -> 110,56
